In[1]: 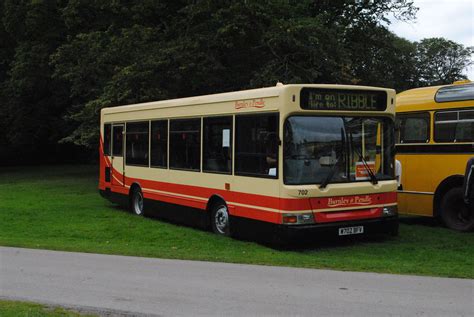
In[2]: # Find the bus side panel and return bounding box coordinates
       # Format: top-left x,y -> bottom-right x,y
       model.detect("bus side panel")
116,167 -> 283,225
398,152 -> 472,217
143,196 -> 210,230
397,153 -> 434,216
431,154 -> 471,189
398,192 -> 433,216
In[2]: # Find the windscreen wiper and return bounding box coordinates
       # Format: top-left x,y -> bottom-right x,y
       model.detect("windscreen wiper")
319,128 -> 346,189
349,131 -> 378,185
319,156 -> 340,189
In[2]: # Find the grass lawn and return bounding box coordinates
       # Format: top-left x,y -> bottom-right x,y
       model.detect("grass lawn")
0,299 -> 96,317
0,165 -> 473,278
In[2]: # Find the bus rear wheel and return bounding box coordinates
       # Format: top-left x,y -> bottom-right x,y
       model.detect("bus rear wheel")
211,203 -> 231,237
440,187 -> 474,232
130,187 -> 144,216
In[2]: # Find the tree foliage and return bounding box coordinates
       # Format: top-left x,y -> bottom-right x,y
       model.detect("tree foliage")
0,0 -> 472,163
414,38 -> 473,86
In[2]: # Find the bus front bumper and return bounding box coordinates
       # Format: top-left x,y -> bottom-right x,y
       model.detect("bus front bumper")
278,216 -> 399,240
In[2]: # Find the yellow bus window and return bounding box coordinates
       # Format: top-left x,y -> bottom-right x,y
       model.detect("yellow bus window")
398,113 -> 430,143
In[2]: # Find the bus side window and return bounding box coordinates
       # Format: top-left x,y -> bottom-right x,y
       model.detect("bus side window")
151,120 -> 168,168
169,118 -> 201,171
235,113 -> 279,178
103,124 -> 111,156
203,116 -> 232,174
456,122 -> 474,142
126,122 -> 149,166
435,110 -> 474,143
399,113 -> 430,143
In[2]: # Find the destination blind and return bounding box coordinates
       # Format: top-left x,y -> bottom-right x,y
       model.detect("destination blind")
300,88 -> 387,111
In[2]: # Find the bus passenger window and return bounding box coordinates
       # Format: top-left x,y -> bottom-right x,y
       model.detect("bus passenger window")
170,118 -> 201,171
456,122 -> 474,142
103,124 -> 111,156
435,110 -> 474,142
203,116 -> 232,174
399,113 -> 430,143
235,114 -> 279,178
126,122 -> 149,166
151,120 -> 168,168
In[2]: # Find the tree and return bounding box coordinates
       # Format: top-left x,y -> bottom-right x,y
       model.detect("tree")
415,38 -> 473,86
10,0 -> 472,162
50,0 -> 419,149
0,0 -> 70,164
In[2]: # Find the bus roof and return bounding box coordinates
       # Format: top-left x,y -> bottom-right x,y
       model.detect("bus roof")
101,83 -> 394,114
396,81 -> 473,113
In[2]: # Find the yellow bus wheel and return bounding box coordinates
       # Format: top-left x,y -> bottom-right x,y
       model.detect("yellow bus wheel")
440,187 -> 474,232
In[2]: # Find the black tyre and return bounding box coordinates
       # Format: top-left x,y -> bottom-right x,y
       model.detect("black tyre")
440,187 -> 474,232
211,202 -> 231,236
390,222 -> 399,237
130,187 -> 144,216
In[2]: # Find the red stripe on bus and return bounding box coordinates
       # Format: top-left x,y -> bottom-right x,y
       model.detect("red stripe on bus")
111,184 -> 129,195
143,191 -> 281,224
314,208 -> 382,223
280,198 -> 312,211
143,191 -> 207,210
230,205 -> 281,224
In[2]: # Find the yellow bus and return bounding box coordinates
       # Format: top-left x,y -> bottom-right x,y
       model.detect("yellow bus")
396,81 -> 474,231
99,84 -> 399,243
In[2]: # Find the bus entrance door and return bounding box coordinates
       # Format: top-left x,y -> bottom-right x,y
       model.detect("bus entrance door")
111,124 -> 125,187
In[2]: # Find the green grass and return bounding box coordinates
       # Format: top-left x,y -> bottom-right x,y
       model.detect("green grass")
0,165 -> 473,278
0,300 -> 96,317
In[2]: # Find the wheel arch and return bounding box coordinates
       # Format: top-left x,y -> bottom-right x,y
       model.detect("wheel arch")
207,194 -> 232,236
206,194 -> 227,213
433,174 -> 464,218
206,195 -> 227,225
128,182 -> 143,205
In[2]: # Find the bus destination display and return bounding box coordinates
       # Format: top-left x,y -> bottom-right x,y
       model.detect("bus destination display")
300,88 -> 387,111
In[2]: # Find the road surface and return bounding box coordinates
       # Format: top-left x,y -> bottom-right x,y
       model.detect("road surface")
0,247 -> 472,316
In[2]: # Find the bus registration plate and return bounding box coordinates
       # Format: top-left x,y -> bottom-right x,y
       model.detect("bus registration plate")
338,226 -> 364,236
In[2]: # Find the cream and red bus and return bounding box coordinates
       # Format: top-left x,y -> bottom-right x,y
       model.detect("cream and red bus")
99,84 -> 399,242
396,81 -> 474,231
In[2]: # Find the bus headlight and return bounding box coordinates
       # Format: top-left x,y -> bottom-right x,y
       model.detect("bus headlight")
282,213 -> 314,225
382,205 -> 398,216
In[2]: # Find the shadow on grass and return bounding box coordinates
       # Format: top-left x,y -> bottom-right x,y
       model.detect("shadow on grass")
263,234 -> 397,252
399,215 -> 440,227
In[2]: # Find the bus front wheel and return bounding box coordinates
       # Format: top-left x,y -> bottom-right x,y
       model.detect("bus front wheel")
211,203 -> 231,237
440,187 -> 474,232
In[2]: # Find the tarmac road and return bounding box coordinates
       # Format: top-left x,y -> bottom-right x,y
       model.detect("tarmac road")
0,246 -> 472,316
